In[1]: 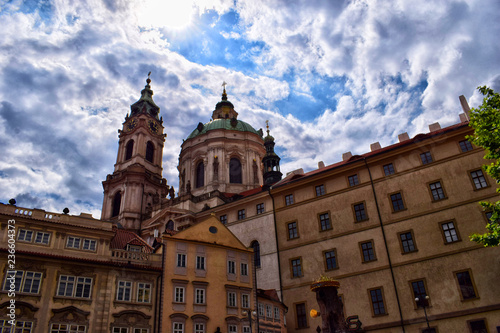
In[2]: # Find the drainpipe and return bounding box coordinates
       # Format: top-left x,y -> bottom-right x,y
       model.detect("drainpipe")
155,242 -> 165,333
363,158 -> 405,332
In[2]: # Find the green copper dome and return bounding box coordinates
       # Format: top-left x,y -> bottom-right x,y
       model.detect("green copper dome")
186,118 -> 263,140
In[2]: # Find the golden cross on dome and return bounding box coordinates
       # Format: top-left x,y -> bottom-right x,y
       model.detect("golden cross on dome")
222,81 -> 227,91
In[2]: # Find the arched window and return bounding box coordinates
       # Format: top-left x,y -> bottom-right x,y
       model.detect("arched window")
125,140 -> 134,160
146,141 -> 154,163
196,161 -> 204,188
166,220 -> 174,231
251,240 -> 261,268
112,192 -> 121,217
229,158 -> 242,184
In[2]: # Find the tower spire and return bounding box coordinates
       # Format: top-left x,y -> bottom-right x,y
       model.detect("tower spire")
130,72 -> 160,119
262,121 -> 282,186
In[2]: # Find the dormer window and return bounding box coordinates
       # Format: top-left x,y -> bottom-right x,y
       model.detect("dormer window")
127,244 -> 142,252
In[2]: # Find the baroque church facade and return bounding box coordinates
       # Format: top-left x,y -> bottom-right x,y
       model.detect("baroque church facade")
1,76 -> 500,333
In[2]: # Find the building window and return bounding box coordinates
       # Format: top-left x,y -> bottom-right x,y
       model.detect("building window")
468,319 -> 488,333
34,231 -> 50,245
3,270 -> 42,294
194,323 -> 205,333
66,236 -> 81,249
220,215 -> 227,225
324,249 -> 337,271
57,275 -> 92,298
383,163 -> 395,176
195,288 -> 205,304
353,202 -> 367,222
420,151 -> 433,165
238,209 -> 246,220
116,280 -> 132,301
319,212 -> 331,231
256,203 -> 265,214
17,229 -> 33,242
175,287 -> 185,303
470,169 -> 488,189
266,305 -> 272,318
399,231 -> 416,253
360,241 -> 376,262
287,221 -> 299,239
0,321 -> 33,332
369,288 -> 386,316
228,325 -> 237,333
50,324 -> 87,332
173,323 -> 184,333
242,294 -> 250,308
295,303 -> 308,328
315,184 -> 325,196
229,158 -> 242,183
241,263 -> 248,276
348,174 -> 359,187
196,256 -> 205,270
137,283 -> 151,303
258,303 -> 264,316
82,239 -> 97,251
274,307 -> 280,319
112,191 -> 121,217
459,139 -> 473,152
228,291 -> 237,307
285,194 -> 294,206
440,221 -> 460,243
177,253 -> 186,267
251,241 -> 261,268
455,270 -> 478,300
291,258 -> 302,278
411,280 -> 428,307
228,260 -> 236,274
242,327 -> 250,333
429,181 -> 446,201
390,192 -> 405,212
145,141 -> 154,163
125,140 -> 134,160
196,161 -> 204,188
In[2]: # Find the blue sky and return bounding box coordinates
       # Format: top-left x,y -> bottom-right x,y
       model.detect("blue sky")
1,0 -> 499,217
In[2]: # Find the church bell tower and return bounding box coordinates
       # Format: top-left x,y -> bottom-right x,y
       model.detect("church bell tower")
262,121 -> 282,186
101,74 -> 168,230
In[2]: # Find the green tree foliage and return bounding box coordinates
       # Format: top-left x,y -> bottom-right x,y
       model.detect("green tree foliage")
467,86 -> 500,246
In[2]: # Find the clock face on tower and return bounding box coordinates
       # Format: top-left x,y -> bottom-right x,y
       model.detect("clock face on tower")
148,120 -> 160,134
125,119 -> 137,131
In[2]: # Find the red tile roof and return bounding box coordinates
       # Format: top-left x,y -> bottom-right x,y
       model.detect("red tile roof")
273,121 -> 470,188
110,229 -> 153,253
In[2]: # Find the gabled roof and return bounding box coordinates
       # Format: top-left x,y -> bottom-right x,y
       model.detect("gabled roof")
167,215 -> 250,251
110,229 -> 153,253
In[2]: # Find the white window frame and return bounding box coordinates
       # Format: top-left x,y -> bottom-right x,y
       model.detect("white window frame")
242,294 -> 250,308
177,253 -> 187,267
173,323 -> 184,333
175,286 -> 185,303
57,275 -> 92,299
266,305 -> 272,318
137,282 -> 151,303
82,239 -> 97,251
17,229 -> 33,242
258,303 -> 264,316
228,291 -> 237,307
116,280 -> 132,301
196,256 -> 205,270
195,288 -> 205,304
50,323 -> 87,332
228,325 -> 237,333
228,260 -> 236,274
3,270 -> 43,294
240,263 -> 248,276
274,306 -> 280,319
34,231 -> 51,245
194,323 -> 205,333
66,236 -> 82,249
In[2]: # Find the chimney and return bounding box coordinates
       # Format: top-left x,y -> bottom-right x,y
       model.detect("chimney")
459,113 -> 469,123
459,95 -> 471,116
398,133 -> 410,142
370,142 -> 381,151
342,152 -> 352,161
429,122 -> 441,132
318,161 -> 325,169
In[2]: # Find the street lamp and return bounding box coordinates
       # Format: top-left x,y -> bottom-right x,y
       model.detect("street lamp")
415,295 -> 431,333
242,310 -> 257,333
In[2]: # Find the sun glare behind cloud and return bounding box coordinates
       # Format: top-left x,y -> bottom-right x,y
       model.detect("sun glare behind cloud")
137,0 -> 196,30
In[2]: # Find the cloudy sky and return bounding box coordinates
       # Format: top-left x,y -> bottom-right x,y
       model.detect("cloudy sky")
1,0 -> 499,217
